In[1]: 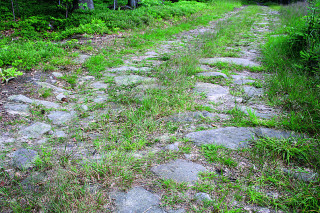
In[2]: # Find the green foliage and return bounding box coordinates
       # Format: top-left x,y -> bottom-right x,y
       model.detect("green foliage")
0,41 -> 66,70
140,0 -> 163,7
251,137 -> 319,167
202,144 -> 238,167
0,67 -> 23,83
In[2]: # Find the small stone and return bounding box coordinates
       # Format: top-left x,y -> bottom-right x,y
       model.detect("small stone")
91,82 -> 109,90
165,142 -> 180,151
20,122 -> 52,139
47,111 -> 76,125
195,192 -> 212,202
237,106 -> 275,119
79,76 -> 95,83
21,172 -> 46,191
52,72 -> 63,78
167,209 -> 186,213
93,95 -> 108,103
81,105 -> 89,111
12,149 -> 38,170
234,79 -> 255,85
164,111 -> 217,123
151,159 -> 207,183
74,54 -> 90,64
53,130 -> 66,138
56,93 -> 67,101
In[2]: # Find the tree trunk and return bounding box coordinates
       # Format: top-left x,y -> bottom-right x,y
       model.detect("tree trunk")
73,0 -> 94,10
11,0 -> 15,21
114,0 -> 118,10
127,0 -> 137,8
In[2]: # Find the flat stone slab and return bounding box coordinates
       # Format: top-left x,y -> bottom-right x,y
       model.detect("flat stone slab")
53,130 -> 67,138
283,169 -> 318,183
234,79 -> 255,85
108,66 -> 151,73
90,81 -> 109,90
151,159 -> 207,183
243,86 -> 263,98
194,82 -> 229,101
12,148 -> 38,170
114,75 -> 156,86
185,127 -> 300,149
8,95 -> 60,109
112,187 -> 164,213
199,58 -> 260,67
74,54 -> 90,64
93,95 -> 108,103
47,111 -> 76,125
164,111 -> 218,123
36,82 -> 69,94
20,122 -> 52,139
52,72 -> 63,78
196,72 -> 227,78
4,103 -> 29,115
237,106 -> 276,119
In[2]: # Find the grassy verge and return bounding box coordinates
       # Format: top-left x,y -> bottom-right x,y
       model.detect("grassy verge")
261,1 -> 320,134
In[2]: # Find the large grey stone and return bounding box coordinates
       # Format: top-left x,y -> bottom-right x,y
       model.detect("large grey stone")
12,149 -> 38,170
185,127 -> 300,149
194,82 -> 229,101
47,111 -> 76,125
112,187 -> 164,213
196,72 -> 227,79
199,58 -> 260,67
151,159 -> 207,183
4,103 -> 29,115
20,122 -> 52,138
114,75 -> 156,86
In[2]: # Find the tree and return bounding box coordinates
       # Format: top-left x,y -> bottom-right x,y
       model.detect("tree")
73,0 -> 94,10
